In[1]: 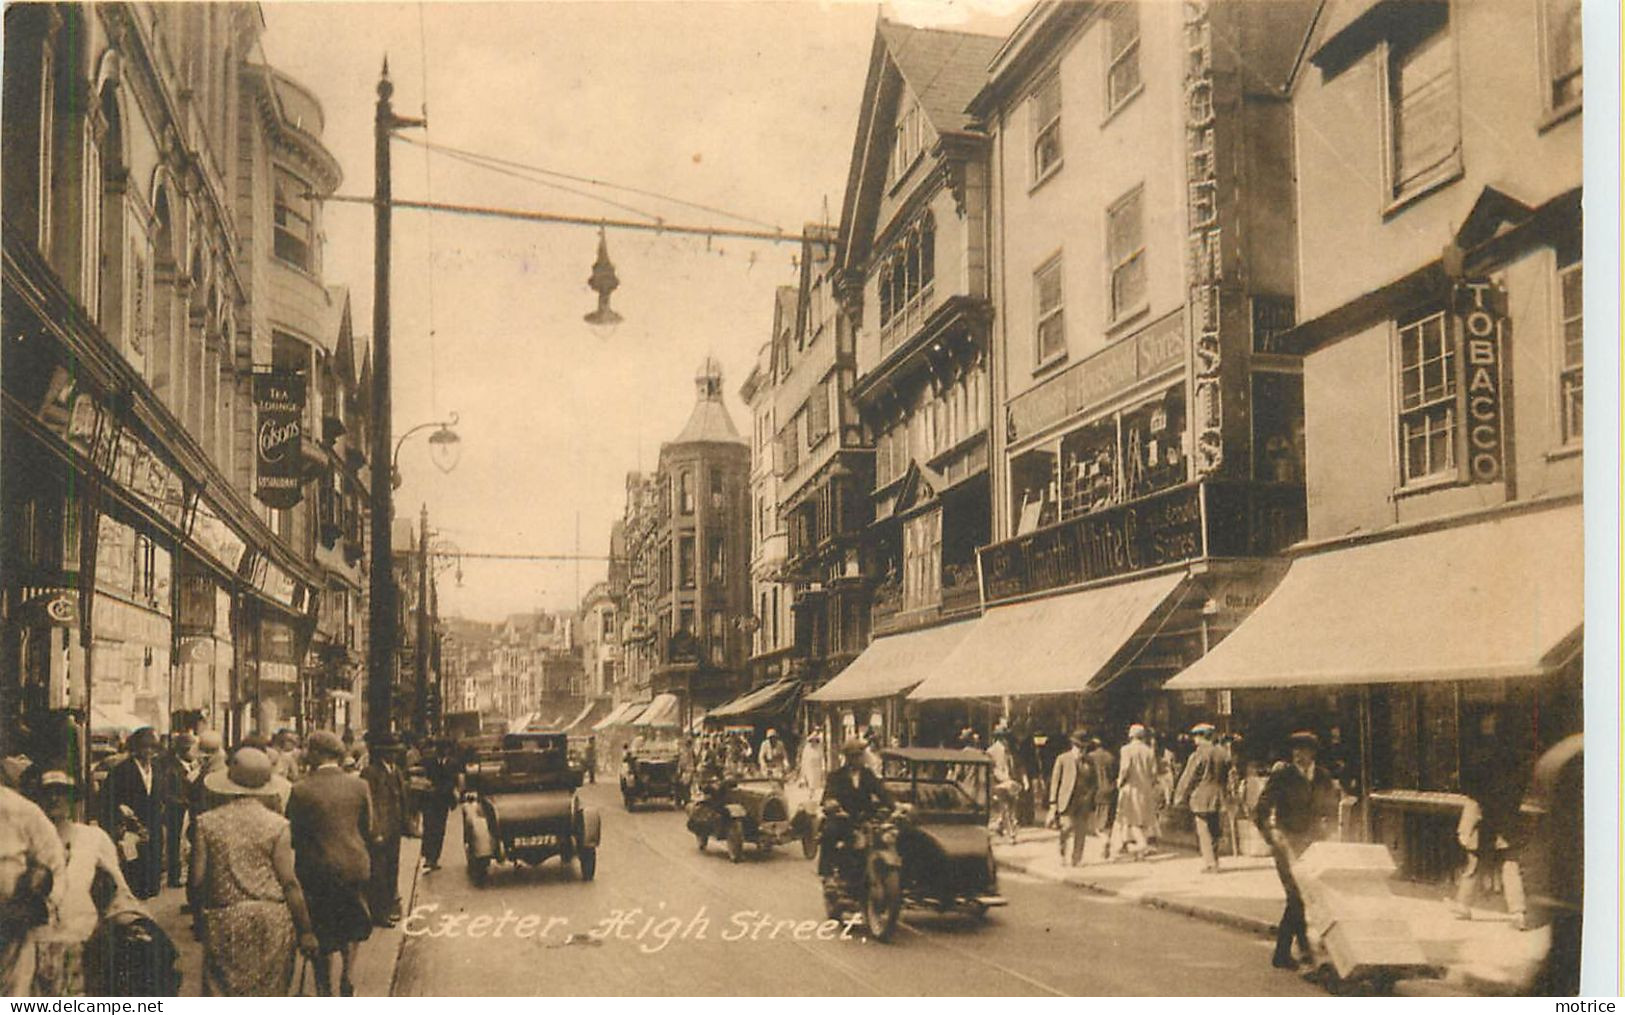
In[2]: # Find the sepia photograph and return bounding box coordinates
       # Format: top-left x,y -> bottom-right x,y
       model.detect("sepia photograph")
0,0 -> 1610,999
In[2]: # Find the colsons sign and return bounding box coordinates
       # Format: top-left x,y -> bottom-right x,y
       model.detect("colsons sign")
1454,279 -> 1508,485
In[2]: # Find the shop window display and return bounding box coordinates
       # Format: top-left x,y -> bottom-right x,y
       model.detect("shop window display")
1010,448 -> 1058,535
1121,387 -> 1187,500
1059,418 -> 1120,519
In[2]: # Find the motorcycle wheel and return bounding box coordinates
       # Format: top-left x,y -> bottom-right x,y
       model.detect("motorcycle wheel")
864,865 -> 902,942
694,830 -> 709,851
725,821 -> 745,863
578,848 -> 597,881
467,856 -> 489,886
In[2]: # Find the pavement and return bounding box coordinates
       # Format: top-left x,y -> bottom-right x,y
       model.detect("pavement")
990,826 -> 1549,993
149,831 -> 424,996
388,782 -> 1327,996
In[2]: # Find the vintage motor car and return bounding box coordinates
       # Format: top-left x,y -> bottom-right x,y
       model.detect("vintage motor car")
461,731 -> 601,885
820,747 -> 1007,938
620,739 -> 687,809
687,774 -> 812,861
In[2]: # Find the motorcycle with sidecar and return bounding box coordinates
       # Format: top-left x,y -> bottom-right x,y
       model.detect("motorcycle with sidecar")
818,747 -> 1008,940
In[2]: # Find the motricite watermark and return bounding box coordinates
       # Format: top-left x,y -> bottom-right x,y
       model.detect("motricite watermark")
403,903 -> 864,954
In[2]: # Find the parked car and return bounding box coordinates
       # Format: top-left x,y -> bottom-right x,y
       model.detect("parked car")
461,731 -> 601,884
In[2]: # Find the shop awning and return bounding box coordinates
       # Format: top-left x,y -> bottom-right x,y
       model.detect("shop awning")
907,571 -> 1186,701
806,620 -> 976,703
591,701 -> 644,732
709,679 -> 803,721
631,692 -> 682,728
90,704 -> 151,736
562,699 -> 610,734
1164,503 -> 1583,690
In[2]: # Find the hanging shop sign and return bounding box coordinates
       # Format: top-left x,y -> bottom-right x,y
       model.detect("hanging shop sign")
17,588 -> 79,626
1006,310 -> 1186,446
254,370 -> 307,509
177,572 -> 218,634
1454,279 -> 1508,485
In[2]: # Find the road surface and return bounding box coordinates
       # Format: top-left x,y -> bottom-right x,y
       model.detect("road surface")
393,781 -> 1326,996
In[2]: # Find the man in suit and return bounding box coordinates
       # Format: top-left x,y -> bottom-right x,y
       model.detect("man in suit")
418,739 -> 462,873
818,738 -> 894,877
1175,722 -> 1231,873
156,733 -> 196,890
1047,729 -> 1097,866
288,730 -> 374,996
1085,736 -> 1116,860
102,727 -> 165,898
361,733 -> 407,928
1254,730 -> 1342,970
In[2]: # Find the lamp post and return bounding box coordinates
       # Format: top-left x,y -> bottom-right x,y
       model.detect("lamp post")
367,61 -> 425,743
392,412 -> 461,489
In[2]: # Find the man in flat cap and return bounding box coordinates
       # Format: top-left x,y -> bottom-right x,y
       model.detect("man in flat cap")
1254,730 -> 1341,970
1174,722 -> 1230,873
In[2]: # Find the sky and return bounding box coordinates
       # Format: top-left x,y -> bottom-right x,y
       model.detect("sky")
258,0 -> 1028,621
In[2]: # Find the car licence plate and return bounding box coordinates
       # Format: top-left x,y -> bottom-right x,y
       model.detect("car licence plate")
512,833 -> 558,848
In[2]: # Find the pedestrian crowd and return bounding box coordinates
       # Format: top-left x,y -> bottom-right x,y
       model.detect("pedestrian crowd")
0,723 -> 463,998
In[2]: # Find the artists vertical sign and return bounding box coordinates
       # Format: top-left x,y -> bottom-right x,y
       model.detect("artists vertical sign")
254,370 -> 307,509
1454,280 -> 1508,485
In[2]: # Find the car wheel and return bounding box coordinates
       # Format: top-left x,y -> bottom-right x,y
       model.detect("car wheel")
467,857 -> 489,885
578,848 -> 597,881
725,821 -> 745,863
694,831 -> 708,851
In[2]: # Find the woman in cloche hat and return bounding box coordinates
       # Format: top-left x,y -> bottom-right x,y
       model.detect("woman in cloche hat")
27,771 -> 143,994
191,748 -> 319,995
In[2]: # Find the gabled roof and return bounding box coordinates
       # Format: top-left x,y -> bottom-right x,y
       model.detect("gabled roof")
837,19 -> 1002,276
894,458 -> 949,517
877,21 -> 1004,136
327,286 -> 357,388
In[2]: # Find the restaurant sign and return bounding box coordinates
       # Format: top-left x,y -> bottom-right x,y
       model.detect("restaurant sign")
1006,310 -> 1185,446
979,482 -> 1204,603
1454,279 -> 1507,485
254,370 -> 307,509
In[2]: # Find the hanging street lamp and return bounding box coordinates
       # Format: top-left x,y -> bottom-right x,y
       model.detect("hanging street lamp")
584,225 -> 623,339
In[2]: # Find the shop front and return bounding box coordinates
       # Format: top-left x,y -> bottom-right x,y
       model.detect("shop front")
1164,498 -> 1584,882
803,618 -> 976,750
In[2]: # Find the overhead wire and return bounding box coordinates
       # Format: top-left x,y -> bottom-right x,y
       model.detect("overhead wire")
398,134 -> 782,231
423,143 -> 666,223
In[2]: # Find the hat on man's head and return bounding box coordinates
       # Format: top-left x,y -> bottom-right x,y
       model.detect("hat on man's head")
197,730 -> 224,753
1127,723 -> 1148,740
1287,730 -> 1321,750
366,730 -> 402,749
36,769 -> 74,794
1069,728 -> 1090,747
840,737 -> 867,757
128,727 -> 159,751
1190,722 -> 1216,737
765,729 -> 778,738
307,730 -> 346,761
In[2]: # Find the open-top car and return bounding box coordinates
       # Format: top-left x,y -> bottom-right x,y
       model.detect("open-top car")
620,737 -> 687,809
688,774 -> 811,861
461,730 -> 601,885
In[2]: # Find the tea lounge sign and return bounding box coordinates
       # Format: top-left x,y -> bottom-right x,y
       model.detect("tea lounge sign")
254,370 -> 307,509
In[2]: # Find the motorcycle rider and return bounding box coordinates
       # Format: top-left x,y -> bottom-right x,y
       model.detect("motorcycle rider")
817,738 -> 894,877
